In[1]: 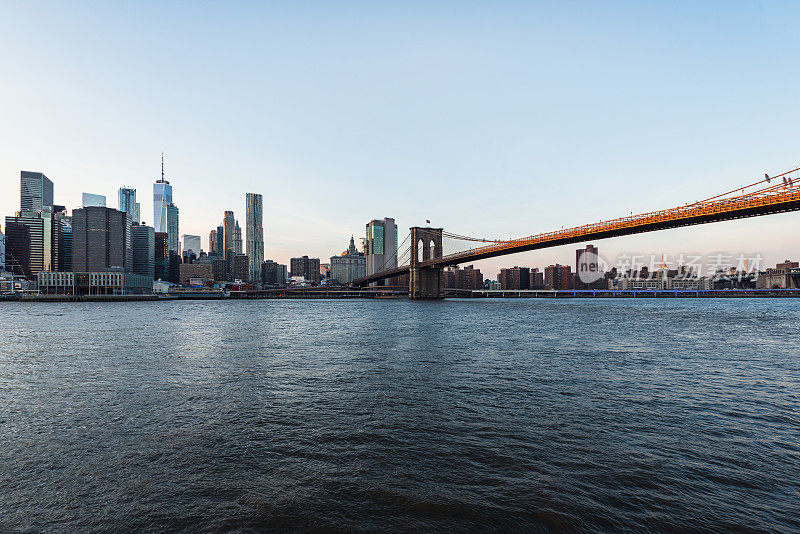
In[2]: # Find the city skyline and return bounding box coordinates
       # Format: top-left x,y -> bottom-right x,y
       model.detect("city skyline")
2,2 -> 800,276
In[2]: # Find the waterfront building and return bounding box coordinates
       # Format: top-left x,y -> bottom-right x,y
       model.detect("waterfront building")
36,271 -> 76,295
166,203 -> 179,253
500,266 -> 531,290
4,211 -> 55,278
118,187 -> 140,224
261,260 -> 287,287
212,257 -> 227,281
179,261 -> 214,285
131,223 -> 155,279
37,271 -> 152,295
222,211 -> 235,253
365,218 -> 397,276
245,193 -> 264,282
71,207 -> 132,273
757,260 -> 800,289
233,220 -> 243,255
530,268 -> 544,289
20,171 -> 54,213
0,225 -> 4,272
182,234 -> 201,256
82,193 -> 107,208
154,232 -> 168,280
290,256 -> 321,285
329,236 -> 366,284
153,156 -> 172,234
576,244 -> 601,289
444,264 -> 483,289
545,264 -> 572,290
234,253 -> 249,282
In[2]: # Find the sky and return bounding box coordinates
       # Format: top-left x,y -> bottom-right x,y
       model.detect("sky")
1,1 -> 799,278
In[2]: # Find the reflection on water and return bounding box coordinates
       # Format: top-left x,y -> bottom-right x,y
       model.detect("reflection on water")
1,299 -> 798,532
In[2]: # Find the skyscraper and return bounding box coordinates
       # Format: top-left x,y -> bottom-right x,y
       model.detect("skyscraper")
3,222 -> 31,278
118,187 -> 140,224
20,171 -> 54,213
182,234 -> 201,255
82,193 -> 106,208
153,154 -> 172,233
233,220 -> 242,255
365,217 -> 398,276
131,224 -> 155,279
4,211 -> 55,278
222,211 -> 235,253
71,207 -> 132,273
55,213 -> 72,272
166,203 -> 179,253
154,232 -> 168,280
245,193 -> 265,282
209,229 -> 217,255
216,225 -> 224,255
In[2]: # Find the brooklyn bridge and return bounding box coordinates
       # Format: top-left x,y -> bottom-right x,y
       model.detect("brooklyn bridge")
353,167 -> 800,298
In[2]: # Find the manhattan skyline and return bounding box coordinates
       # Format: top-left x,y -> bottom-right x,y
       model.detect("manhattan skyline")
2,2 -> 799,277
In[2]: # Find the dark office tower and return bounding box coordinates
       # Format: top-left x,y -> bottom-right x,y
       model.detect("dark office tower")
20,171 -> 54,213
4,211 -> 54,277
261,260 -> 288,287
154,232 -> 168,280
222,211 -> 235,253
216,226 -> 224,256
168,251 -> 181,284
55,213 -> 72,272
4,222 -> 32,278
131,223 -> 156,280
209,229 -> 217,255
71,207 -> 132,272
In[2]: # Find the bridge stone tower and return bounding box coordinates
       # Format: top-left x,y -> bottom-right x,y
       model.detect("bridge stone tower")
410,227 -> 444,299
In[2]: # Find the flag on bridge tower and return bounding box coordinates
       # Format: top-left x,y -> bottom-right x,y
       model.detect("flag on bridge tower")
426,220 -> 430,225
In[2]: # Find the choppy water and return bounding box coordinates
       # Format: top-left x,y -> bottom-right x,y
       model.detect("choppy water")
1,299 -> 799,533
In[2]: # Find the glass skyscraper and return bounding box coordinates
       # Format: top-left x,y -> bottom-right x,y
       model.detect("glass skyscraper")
118,187 -> 140,224
20,171 -> 54,213
153,179 -> 172,234
365,217 -> 397,276
166,203 -> 179,253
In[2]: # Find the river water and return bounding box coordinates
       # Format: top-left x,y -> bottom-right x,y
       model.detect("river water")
1,299 -> 798,532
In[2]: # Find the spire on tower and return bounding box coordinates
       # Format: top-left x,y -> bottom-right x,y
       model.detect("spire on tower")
161,152 -> 165,181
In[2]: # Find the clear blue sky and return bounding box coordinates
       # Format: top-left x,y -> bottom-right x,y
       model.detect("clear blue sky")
1,1 -> 798,277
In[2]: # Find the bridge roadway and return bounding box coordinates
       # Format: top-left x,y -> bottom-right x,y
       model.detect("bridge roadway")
354,178 -> 800,286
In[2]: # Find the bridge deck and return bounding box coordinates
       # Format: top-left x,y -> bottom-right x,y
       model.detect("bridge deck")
354,179 -> 800,286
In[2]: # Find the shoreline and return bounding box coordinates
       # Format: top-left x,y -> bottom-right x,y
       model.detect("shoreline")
3,288 -> 800,302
